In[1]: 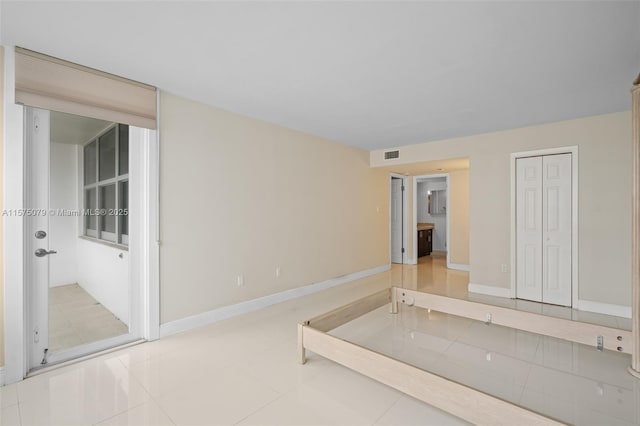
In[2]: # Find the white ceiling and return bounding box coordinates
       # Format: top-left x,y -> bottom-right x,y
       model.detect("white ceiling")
2,1 -> 639,151
50,111 -> 112,146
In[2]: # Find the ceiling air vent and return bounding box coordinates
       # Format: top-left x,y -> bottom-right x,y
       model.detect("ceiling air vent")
384,150 -> 400,160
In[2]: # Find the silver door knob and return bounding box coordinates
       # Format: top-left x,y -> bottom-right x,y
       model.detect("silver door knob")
35,248 -> 57,257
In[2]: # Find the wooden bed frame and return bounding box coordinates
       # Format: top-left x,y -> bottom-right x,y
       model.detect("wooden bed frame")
298,287 -> 631,425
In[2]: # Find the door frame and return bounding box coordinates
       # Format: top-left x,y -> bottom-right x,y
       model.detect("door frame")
412,173 -> 451,266
3,46 -> 160,384
510,146 -> 578,307
389,173 -> 408,264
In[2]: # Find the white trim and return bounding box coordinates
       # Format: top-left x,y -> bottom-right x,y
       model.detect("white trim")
4,46 -> 27,385
26,339 -> 143,378
147,108 -> 160,341
468,283 -> 513,299
128,126 -> 160,342
470,285 -> 631,319
510,146 -> 579,305
576,300 -> 631,319
448,263 -> 470,272
37,333 -> 140,368
389,174 -> 408,264
412,173 -> 450,265
0,367 -> 5,386
160,264 -> 391,337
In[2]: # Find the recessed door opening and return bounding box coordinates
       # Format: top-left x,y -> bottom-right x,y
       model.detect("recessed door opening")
415,176 -> 447,261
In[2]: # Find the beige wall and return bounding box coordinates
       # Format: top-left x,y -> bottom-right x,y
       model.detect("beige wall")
449,169 -> 469,265
0,46 -> 4,367
371,112 -> 632,306
159,93 -> 389,324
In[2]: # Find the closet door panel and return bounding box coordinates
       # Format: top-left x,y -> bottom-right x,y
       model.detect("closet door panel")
542,154 -> 572,306
516,156 -> 543,302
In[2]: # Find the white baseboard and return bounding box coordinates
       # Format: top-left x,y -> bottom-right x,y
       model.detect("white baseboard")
0,367 -> 5,386
466,286 -> 631,319
468,283 -> 512,299
576,299 -> 631,319
160,264 -> 391,338
448,263 -> 470,272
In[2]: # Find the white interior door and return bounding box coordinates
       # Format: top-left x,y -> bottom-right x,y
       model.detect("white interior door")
25,107 -> 52,370
516,156 -> 543,302
390,177 -> 403,264
516,153 -> 572,306
542,154 -> 572,306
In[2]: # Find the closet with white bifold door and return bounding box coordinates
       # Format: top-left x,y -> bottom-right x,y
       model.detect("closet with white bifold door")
516,153 -> 572,306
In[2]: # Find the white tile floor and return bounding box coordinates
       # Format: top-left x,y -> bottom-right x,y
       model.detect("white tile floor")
1,259 -> 637,425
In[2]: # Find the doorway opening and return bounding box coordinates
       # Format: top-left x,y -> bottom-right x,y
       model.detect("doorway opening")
511,147 -> 578,308
412,174 -> 454,268
25,108 -> 147,371
4,46 -> 160,384
390,174 -> 408,264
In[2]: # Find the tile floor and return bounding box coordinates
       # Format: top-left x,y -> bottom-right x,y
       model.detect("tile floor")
1,258 -> 636,425
49,284 -> 129,352
408,255 -> 632,330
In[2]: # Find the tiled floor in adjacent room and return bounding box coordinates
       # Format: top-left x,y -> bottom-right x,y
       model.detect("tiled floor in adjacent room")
49,284 -> 129,352
1,258 -> 636,425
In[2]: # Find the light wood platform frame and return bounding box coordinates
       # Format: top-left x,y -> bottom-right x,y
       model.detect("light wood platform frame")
299,286 -> 632,425
396,287 -> 631,354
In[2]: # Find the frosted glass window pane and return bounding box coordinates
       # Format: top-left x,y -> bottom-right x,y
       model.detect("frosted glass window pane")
100,184 -> 116,233
99,127 -> 116,181
84,141 -> 96,185
119,124 -> 129,175
85,188 -> 96,231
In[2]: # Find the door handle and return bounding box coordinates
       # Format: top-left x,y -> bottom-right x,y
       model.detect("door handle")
35,248 -> 57,257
